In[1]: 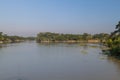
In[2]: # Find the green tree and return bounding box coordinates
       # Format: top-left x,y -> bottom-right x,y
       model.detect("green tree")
110,21 -> 120,38
116,21 -> 120,34
0,32 -> 3,41
106,21 -> 120,57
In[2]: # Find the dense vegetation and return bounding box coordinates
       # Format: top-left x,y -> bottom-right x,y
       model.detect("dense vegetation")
36,32 -> 109,43
0,32 -> 35,43
106,21 -> 120,58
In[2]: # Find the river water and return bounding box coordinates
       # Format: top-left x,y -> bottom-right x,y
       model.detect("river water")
0,41 -> 120,80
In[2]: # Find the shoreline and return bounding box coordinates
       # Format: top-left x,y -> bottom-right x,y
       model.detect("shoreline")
37,40 -> 101,43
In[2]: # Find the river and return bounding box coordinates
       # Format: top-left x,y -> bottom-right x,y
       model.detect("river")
0,41 -> 120,80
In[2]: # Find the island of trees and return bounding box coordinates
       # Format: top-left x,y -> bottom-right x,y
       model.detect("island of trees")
36,32 -> 109,43
36,21 -> 120,59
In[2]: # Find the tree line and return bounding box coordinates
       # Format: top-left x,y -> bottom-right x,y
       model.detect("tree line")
36,32 -> 109,43
0,32 -> 35,43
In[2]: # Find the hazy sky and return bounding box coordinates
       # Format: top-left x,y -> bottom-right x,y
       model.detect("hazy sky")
0,0 -> 120,36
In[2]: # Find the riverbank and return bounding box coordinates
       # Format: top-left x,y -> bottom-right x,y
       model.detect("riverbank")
37,39 -> 100,43
0,40 -> 25,44
1,39 -> 100,44
102,47 -> 120,59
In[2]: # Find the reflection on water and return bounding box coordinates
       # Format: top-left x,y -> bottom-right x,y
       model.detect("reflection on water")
0,42 -> 120,80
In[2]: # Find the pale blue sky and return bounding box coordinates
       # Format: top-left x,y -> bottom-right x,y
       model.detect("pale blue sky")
0,0 -> 120,36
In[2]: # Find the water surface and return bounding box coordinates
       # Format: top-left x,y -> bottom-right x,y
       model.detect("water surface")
0,42 -> 120,80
